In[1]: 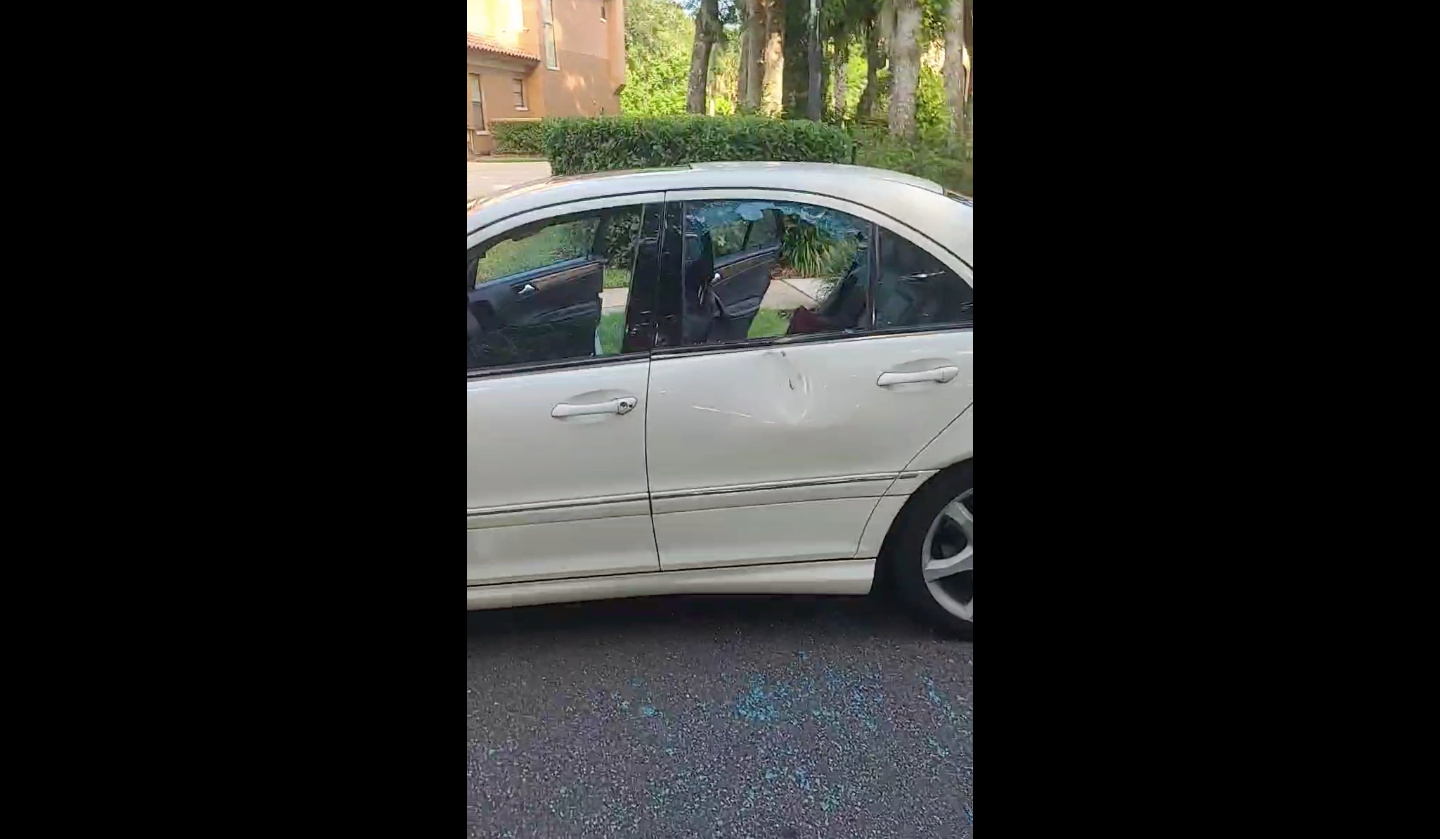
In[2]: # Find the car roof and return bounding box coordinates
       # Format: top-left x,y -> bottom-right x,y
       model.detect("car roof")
467,162 -> 972,266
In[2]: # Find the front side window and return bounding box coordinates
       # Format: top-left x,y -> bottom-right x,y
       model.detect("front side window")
873,230 -> 973,330
541,0 -> 558,69
676,200 -> 870,347
468,205 -> 649,371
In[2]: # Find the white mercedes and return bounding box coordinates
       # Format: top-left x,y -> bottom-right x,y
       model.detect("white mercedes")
467,162 -> 973,633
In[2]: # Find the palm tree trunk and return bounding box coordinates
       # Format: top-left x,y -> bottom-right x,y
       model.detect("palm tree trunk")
832,39 -> 849,119
760,0 -> 786,117
736,5 -> 750,108
887,0 -> 921,138
962,0 -> 973,153
686,0 -> 720,114
744,0 -> 765,111
943,0 -> 966,132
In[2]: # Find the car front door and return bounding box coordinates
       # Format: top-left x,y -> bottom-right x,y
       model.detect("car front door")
467,197 -> 664,585
644,192 -> 974,572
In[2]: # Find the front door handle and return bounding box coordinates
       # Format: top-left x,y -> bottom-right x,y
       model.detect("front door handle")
516,283 -> 537,298
551,396 -> 638,418
877,366 -> 960,387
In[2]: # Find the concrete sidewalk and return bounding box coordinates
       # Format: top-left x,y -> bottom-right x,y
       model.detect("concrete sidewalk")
601,278 -> 827,313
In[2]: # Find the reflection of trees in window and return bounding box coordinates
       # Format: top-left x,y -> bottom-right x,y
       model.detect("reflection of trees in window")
474,218 -> 599,283
685,200 -> 864,281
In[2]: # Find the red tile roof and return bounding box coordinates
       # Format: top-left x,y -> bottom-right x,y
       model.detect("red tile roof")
467,32 -> 539,62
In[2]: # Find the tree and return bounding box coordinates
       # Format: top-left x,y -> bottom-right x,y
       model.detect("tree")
962,0 -> 972,140
687,0 -> 724,112
819,0 -> 873,121
736,0 -> 750,107
622,0 -> 695,116
942,0 -> 965,131
760,0 -> 786,116
743,0 -> 765,111
855,17 -> 884,119
886,0 -> 922,138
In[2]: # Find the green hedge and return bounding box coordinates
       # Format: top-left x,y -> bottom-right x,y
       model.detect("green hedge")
542,115 -> 852,176
851,127 -> 973,198
491,120 -> 546,155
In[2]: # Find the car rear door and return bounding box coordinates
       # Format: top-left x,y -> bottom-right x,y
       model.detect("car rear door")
643,191 -> 974,572
467,196 -> 665,585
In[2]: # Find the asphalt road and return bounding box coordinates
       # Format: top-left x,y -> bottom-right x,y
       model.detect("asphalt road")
468,160 -> 552,202
466,593 -> 973,839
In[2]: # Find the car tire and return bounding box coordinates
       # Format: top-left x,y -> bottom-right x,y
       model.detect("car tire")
884,462 -> 974,637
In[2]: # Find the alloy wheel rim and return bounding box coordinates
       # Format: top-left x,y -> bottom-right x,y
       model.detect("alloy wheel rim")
922,488 -> 973,622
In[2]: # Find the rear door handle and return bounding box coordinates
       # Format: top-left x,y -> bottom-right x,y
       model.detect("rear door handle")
877,366 -> 960,387
516,283 -> 537,298
551,397 -> 638,418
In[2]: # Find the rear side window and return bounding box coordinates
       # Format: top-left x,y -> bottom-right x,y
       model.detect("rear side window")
688,202 -> 780,259
873,230 -> 973,330
677,199 -> 870,347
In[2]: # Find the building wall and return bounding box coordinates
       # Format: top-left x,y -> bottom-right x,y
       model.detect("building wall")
470,0 -> 623,155
537,0 -> 622,117
469,53 -> 543,155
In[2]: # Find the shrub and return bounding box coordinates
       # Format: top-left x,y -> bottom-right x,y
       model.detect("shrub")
852,126 -> 973,197
915,66 -> 949,136
542,115 -> 853,176
491,120 -> 546,155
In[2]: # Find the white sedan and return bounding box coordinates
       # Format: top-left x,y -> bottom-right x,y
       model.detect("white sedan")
467,162 -> 973,633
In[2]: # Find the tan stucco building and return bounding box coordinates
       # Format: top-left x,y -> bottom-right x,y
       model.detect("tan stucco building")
467,0 -> 625,157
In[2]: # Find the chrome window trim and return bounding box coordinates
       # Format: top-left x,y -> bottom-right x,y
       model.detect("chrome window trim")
467,192 -> 667,251
466,353 -> 649,380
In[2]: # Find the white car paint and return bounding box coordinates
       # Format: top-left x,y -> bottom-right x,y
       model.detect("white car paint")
467,163 -> 972,609
466,359 -> 658,583
645,330 -> 973,571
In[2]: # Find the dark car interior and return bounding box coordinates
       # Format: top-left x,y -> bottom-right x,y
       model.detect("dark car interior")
681,202 -> 871,345
681,210 -> 784,345
467,212 -> 615,370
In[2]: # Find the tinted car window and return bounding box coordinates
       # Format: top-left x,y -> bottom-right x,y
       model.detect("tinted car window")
467,205 -> 646,371
873,231 -> 973,330
678,200 -> 871,347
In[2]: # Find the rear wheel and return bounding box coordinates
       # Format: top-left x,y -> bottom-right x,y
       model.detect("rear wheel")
886,464 -> 974,636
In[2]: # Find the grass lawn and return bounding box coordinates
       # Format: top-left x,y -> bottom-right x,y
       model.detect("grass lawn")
747,308 -> 793,339
597,311 -> 626,356
603,268 -> 631,289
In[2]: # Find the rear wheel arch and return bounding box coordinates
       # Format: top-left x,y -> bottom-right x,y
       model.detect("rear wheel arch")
880,458 -> 975,634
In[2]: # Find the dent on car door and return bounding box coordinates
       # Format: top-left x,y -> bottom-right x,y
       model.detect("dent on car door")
645,196 -> 974,572
466,202 -> 663,585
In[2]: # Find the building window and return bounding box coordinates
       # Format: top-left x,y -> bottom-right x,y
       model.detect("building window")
469,73 -> 485,130
512,78 -> 527,109
541,0 -> 558,69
